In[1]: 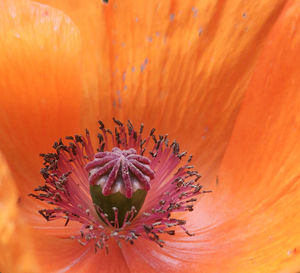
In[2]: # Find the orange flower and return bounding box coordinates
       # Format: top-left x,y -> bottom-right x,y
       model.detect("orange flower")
0,0 -> 299,272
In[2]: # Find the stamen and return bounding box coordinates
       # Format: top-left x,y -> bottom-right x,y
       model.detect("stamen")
30,119 -> 208,251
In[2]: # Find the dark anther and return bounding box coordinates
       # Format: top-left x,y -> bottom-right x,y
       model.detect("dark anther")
100,143 -> 105,152
28,193 -> 38,199
52,141 -> 58,149
127,120 -> 134,135
64,217 -> 70,226
186,198 -> 197,203
193,185 -> 202,193
97,133 -> 104,144
75,135 -> 83,143
40,168 -> 49,179
143,225 -> 153,233
39,210 -> 50,221
175,219 -> 186,225
159,200 -> 166,205
195,174 -> 202,181
152,134 -> 157,143
185,230 -> 195,236
127,120 -> 134,129
173,142 -> 180,154
149,151 -> 157,157
115,127 -> 121,144
177,151 -> 187,159
70,142 -> 77,155
140,139 -> 146,148
155,141 -> 160,150
98,120 -> 105,129
113,117 -> 123,126
34,185 -> 49,192
139,124 -> 144,134
148,232 -> 160,242
150,128 -> 155,136
186,205 -> 194,211
39,193 -> 49,198
128,126 -> 132,136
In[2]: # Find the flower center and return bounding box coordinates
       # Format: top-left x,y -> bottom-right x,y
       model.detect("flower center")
87,147 -> 154,226
30,119 -> 207,251
87,147 -> 154,197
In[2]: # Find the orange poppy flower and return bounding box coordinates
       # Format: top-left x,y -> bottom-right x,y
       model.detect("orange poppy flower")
0,0 -> 299,272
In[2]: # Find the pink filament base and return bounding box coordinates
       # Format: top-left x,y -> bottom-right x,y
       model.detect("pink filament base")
30,119 -> 208,251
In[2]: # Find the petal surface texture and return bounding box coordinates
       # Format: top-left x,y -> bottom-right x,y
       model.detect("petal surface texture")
0,152 -> 38,273
37,0 -> 287,185
186,0 -> 300,272
0,0 -> 83,194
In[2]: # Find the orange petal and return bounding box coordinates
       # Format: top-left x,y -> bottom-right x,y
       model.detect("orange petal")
32,230 -> 130,273
185,0 -> 300,272
0,0 -> 287,240
0,0 -> 83,198
0,151 -> 38,273
121,235 -> 203,273
38,0 -> 287,186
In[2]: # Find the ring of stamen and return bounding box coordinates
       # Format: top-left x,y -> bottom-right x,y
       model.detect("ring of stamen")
30,118 -> 209,251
